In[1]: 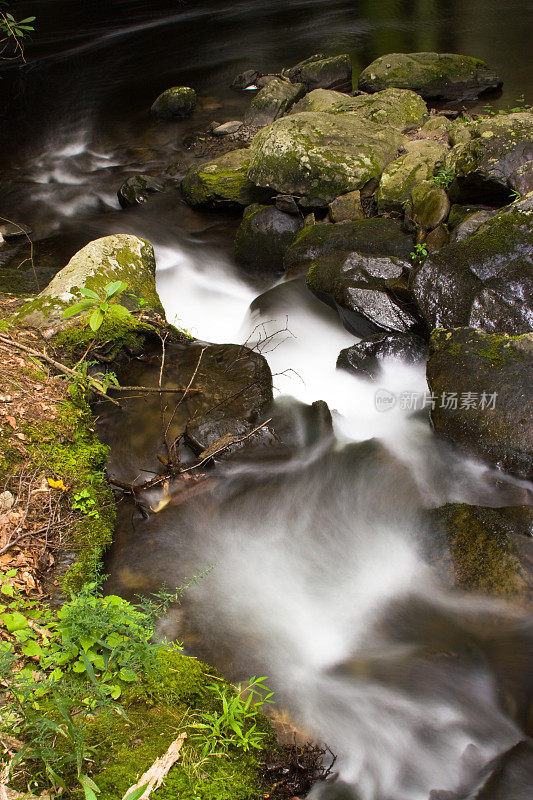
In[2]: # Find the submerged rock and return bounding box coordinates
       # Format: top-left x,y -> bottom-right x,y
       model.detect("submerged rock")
306,251 -> 422,337
181,148 -> 266,207
376,139 -> 448,214
247,111 -> 405,206
284,217 -> 414,274
447,112 -> 533,203
290,87 -> 428,131
432,503 -> 529,599
426,328 -> 533,479
234,203 -> 303,271
358,52 -> 502,100
16,234 -> 164,330
151,86 -> 196,120
337,332 -> 428,380
231,69 -> 260,90
244,77 -> 305,127
117,174 -> 172,208
410,195 -> 533,335
286,53 -> 353,91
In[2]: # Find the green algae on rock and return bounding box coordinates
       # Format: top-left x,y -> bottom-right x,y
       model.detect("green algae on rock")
410,194 -> 533,335
151,86 -> 196,119
432,503 -> 529,599
286,53 -> 353,91
16,234 -> 164,331
244,77 -> 305,127
181,148 -> 266,207
247,111 -> 406,206
358,52 -> 502,100
410,180 -> 451,230
427,328 -> 533,479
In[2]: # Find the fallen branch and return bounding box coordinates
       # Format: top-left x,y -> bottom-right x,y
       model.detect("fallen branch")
0,335 -> 120,407
180,417 -> 272,473
122,733 -> 186,800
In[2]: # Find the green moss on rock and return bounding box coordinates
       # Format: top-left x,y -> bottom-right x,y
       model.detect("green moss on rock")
181,149 -> 266,208
151,86 -> 196,120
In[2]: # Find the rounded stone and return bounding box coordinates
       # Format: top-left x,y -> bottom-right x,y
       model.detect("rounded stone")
151,86 -> 197,120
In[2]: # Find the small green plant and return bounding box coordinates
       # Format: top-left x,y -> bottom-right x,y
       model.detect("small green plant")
410,243 -> 428,265
509,189 -> 521,202
71,487 -> 100,519
432,167 -> 455,188
190,675 -> 273,757
0,8 -> 35,61
62,280 -> 131,332
64,358 -> 121,401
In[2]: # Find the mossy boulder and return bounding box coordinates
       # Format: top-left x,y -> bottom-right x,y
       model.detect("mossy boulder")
451,208 -> 497,242
290,87 -> 427,131
117,174 -> 172,208
410,180 -> 451,230
16,234 -> 164,331
376,139 -> 448,214
234,203 -> 303,271
286,53 -> 353,90
151,86 -> 196,119
181,148 -> 266,208
427,327 -> 533,479
337,332 -> 427,380
306,251 -> 422,337
284,217 -> 414,274
358,52 -> 502,100
446,112 -> 533,203
432,503 -> 529,599
247,111 -> 406,206
244,77 -> 305,127
409,195 -> 533,334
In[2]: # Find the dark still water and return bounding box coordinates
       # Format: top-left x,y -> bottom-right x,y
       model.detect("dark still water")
2,3 -> 533,800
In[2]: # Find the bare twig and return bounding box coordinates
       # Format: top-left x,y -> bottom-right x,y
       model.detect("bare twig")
180,417 -> 272,473
0,217 -> 37,290
121,733 -> 186,800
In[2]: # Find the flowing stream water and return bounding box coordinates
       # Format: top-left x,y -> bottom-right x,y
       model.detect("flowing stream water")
2,2 -> 533,797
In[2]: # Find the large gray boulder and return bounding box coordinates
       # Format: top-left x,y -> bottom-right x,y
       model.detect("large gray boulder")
285,53 -> 352,91
427,327 -> 533,479
358,52 -> 502,100
247,111 -> 406,206
290,87 -> 427,131
16,234 -> 164,330
446,112 -> 533,202
234,204 -> 303,271
306,251 -> 422,337
244,78 -> 305,127
410,195 -> 533,335
284,217 -> 414,274
337,332 -> 428,380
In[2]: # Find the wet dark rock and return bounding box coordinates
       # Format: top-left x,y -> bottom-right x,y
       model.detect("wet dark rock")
410,196 -> 533,335
286,53 -> 352,91
447,112 -> 533,203
474,740 -> 533,800
432,503 -> 529,598
451,209 -> 498,242
284,218 -> 414,275
411,180 -> 450,230
234,203 -> 303,271
426,328 -> 533,479
231,69 -> 260,90
117,174 -> 172,208
255,74 -> 280,88
337,332 -> 428,380
151,86 -> 196,119
183,343 -> 273,457
328,191 -> 364,222
425,224 -> 450,251
275,194 -> 301,215
212,120 -> 243,136
244,77 -> 306,127
0,221 -> 31,240
358,52 -> 502,100
306,251 -> 423,337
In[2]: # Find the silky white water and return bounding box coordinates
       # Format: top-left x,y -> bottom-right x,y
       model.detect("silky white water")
154,245 -> 531,800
